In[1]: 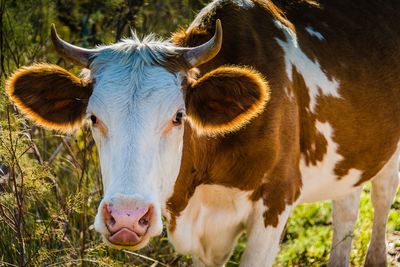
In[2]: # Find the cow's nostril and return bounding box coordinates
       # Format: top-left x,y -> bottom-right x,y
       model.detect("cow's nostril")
108,215 -> 116,226
103,204 -> 116,227
139,218 -> 149,226
138,207 -> 151,227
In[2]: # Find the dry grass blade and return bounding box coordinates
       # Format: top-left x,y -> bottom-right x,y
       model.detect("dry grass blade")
48,135 -> 72,164
0,261 -> 18,267
123,250 -> 171,267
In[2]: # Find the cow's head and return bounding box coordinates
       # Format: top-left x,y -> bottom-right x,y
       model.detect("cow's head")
6,21 -> 270,250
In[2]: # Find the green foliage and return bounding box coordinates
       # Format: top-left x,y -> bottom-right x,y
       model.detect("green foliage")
274,202 -> 332,266
0,0 -> 399,266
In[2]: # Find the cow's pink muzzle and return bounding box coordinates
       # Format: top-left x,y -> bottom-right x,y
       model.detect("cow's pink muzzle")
103,203 -> 152,246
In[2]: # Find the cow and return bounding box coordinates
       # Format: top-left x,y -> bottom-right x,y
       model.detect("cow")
5,0 -> 400,266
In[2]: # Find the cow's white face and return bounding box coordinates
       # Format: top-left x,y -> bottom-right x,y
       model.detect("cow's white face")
6,22 -> 270,250
87,49 -> 186,248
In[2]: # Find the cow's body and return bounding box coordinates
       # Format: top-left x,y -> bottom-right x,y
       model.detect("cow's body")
6,0 -> 400,266
166,0 -> 400,265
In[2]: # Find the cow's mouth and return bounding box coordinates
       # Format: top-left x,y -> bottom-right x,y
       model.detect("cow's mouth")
108,227 -> 143,246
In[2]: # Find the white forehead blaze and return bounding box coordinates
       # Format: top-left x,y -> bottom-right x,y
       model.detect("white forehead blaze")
86,38 -> 186,207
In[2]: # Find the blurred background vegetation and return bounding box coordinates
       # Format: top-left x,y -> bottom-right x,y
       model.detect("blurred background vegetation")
0,0 -> 399,266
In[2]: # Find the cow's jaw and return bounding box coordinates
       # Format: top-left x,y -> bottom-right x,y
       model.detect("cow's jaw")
87,61 -> 186,249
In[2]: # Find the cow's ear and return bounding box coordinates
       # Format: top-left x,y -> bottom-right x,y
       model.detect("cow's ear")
6,64 -> 92,131
185,66 -> 270,135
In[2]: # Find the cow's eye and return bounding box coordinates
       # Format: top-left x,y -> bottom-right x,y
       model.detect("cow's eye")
90,115 -> 97,125
173,110 -> 185,126
88,114 -> 108,136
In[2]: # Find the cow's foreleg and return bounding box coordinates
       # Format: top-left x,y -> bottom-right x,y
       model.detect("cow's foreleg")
327,188 -> 362,267
240,201 -> 293,267
365,153 -> 399,267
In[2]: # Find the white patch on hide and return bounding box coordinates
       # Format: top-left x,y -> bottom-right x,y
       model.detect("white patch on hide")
275,20 -> 341,112
305,25 -> 325,41
240,200 -> 294,266
168,184 -> 252,266
299,121 -> 363,202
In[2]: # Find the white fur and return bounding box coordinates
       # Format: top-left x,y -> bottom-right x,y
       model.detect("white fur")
305,26 -> 325,41
275,21 -> 340,112
87,38 -> 186,247
168,186 -> 294,267
300,121 -> 363,202
240,201 -> 294,267
168,185 -> 252,266
328,188 -> 362,267
365,144 -> 400,266
273,20 -> 298,48
232,0 -> 254,8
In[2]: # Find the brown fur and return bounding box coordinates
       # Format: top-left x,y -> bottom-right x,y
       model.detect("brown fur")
168,0 -> 302,230
292,66 -> 328,166
6,64 -> 92,131
167,0 -> 400,231
186,66 -> 270,135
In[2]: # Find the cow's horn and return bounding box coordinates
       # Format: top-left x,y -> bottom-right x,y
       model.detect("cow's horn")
181,19 -> 223,68
51,24 -> 96,68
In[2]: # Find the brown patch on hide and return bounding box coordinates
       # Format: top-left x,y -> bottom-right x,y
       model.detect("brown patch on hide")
291,67 -> 328,166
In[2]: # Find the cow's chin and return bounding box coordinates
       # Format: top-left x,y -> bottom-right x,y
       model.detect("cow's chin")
102,234 -> 152,251
95,219 -> 164,250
